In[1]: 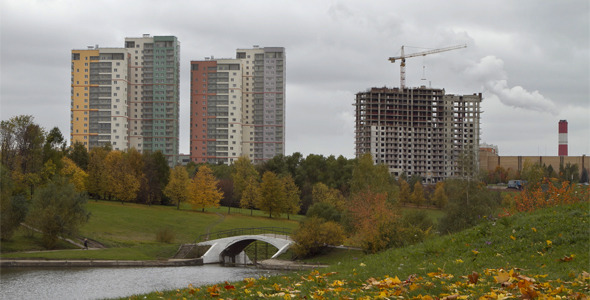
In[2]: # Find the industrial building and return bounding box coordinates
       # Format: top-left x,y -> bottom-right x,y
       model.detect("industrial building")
354,86 -> 482,183
70,34 -> 180,166
190,46 -> 285,164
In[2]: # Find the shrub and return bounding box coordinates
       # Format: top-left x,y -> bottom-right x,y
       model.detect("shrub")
292,217 -> 345,258
156,227 -> 175,244
438,180 -> 500,234
306,202 -> 342,222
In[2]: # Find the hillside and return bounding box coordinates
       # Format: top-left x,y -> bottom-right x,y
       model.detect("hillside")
144,201 -> 589,299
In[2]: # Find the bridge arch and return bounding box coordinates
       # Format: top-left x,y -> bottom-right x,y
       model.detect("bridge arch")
197,234 -> 293,264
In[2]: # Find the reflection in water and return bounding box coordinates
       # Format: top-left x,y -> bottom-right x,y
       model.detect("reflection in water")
1,265 -> 279,300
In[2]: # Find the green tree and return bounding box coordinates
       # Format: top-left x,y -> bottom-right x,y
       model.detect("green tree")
312,182 -> 346,212
0,165 -> 28,241
306,202 -> 342,222
411,181 -> 426,207
581,167 -> 589,184
43,127 -> 66,168
560,162 -> 580,184
164,165 -> 190,210
0,115 -> 45,174
350,153 -> 396,201
291,217 -> 345,258
438,180 -> 500,234
138,151 -> 170,205
283,174 -> 301,219
67,141 -> 89,170
25,176 -> 90,249
188,165 -> 223,212
257,171 -> 286,218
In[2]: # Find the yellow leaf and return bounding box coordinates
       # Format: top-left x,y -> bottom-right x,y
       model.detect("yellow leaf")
531,227 -> 537,232
472,250 -> 479,255
510,235 -> 516,240
455,259 -> 464,263
546,240 -> 552,246
494,270 -> 511,283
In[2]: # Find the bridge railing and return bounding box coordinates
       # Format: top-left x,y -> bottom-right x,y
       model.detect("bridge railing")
196,227 -> 292,243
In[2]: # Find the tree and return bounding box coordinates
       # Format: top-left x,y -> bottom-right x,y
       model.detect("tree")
60,157 -> 88,192
188,165 -> 223,212
398,179 -> 411,205
138,151 -> 170,205
581,167 -> 589,184
348,191 -> 400,253
283,175 -> 301,219
164,165 -> 190,210
311,182 -> 345,212
292,217 -> 345,258
43,127 -> 66,168
257,171 -> 286,218
350,153 -> 396,202
0,165 -> 28,241
104,151 -> 140,203
231,156 -> 259,206
240,177 -> 260,215
431,181 -> 448,208
67,141 -> 89,170
306,202 -> 342,222
560,162 -> 580,184
411,181 -> 426,207
25,176 -> 90,249
438,180 -> 500,234
86,146 -> 110,199
0,115 -> 45,174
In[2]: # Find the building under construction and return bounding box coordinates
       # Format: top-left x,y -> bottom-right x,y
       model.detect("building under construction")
354,86 -> 482,183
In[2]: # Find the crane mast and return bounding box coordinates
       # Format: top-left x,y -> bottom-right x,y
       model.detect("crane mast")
388,44 -> 466,89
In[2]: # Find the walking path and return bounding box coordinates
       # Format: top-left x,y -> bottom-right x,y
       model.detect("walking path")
0,258 -> 202,268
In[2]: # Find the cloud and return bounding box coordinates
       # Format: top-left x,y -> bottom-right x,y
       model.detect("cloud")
466,55 -> 558,115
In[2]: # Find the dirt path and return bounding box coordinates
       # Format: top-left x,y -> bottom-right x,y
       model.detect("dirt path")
203,212 -> 226,240
20,223 -> 106,249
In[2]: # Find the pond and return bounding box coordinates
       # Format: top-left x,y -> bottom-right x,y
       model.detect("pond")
0,265 -> 279,300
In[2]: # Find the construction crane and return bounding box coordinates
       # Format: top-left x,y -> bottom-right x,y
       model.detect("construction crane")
388,44 -> 466,89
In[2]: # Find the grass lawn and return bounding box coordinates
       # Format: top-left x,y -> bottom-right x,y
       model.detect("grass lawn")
0,200 -> 301,260
142,201 -> 589,299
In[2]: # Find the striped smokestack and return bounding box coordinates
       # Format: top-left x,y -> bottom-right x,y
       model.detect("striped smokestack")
558,120 -> 568,156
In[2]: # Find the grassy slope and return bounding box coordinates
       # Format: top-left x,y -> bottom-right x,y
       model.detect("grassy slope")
0,200 -> 301,260
146,201 -> 589,299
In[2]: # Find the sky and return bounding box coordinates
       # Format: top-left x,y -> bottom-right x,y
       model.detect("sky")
1,0 -> 588,158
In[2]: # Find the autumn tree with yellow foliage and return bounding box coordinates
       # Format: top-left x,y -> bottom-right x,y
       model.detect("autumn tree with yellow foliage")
164,165 -> 190,210
60,157 -> 88,192
104,151 -> 140,203
188,165 -> 223,212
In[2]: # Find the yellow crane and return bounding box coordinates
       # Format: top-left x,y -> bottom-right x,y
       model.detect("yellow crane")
388,44 -> 467,89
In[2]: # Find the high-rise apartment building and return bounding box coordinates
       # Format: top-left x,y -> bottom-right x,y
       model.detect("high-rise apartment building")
190,46 -> 285,164
190,58 -> 243,164
354,87 -> 482,183
70,34 -> 180,166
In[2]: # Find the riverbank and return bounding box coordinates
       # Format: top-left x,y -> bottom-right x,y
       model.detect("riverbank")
0,258 -> 202,268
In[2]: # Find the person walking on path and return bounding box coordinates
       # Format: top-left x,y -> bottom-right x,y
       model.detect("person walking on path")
84,238 -> 88,250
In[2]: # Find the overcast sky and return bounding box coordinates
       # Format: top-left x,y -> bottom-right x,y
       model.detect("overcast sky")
1,0 -> 588,158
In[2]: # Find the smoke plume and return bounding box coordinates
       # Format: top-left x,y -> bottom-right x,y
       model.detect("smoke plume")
466,56 -> 558,115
